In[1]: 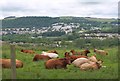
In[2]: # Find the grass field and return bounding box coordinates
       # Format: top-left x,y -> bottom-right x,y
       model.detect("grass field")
1,42 -> 119,79
84,18 -> 116,22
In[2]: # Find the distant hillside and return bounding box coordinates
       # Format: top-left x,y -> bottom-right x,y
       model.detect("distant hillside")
1,16 -> 117,28
2,16 -> 59,28
86,18 -> 117,22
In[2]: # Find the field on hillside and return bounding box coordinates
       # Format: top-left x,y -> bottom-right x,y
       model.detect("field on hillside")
84,17 -> 116,22
2,42 -> 118,79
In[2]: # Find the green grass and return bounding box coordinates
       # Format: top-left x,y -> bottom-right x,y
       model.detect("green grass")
1,42 -> 119,79
84,18 -> 116,22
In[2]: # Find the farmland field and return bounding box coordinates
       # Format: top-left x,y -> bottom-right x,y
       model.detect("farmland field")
1,42 -> 119,79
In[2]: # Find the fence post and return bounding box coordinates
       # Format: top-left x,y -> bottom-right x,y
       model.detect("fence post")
10,45 -> 16,80
0,41 -> 2,81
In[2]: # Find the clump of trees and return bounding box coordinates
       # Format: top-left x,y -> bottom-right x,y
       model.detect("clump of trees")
42,31 -> 65,37
2,34 -> 119,49
73,38 -> 119,48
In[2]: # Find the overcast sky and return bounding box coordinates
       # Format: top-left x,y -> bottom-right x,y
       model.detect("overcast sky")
0,0 -> 119,19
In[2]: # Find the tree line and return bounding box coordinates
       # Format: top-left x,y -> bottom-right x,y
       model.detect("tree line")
2,34 -> 119,48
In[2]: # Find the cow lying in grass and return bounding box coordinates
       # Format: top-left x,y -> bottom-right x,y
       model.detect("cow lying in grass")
41,51 -> 59,58
80,61 -> 101,70
70,49 -> 90,56
72,58 -> 89,67
72,55 -> 103,70
33,54 -> 51,61
45,58 -> 71,69
94,49 -> 108,55
64,52 -> 87,62
0,58 -> 23,68
21,49 -> 35,54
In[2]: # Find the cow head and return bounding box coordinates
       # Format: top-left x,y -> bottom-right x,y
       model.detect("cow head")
94,49 -> 97,52
54,50 -> 58,54
65,58 -> 71,65
21,49 -> 24,52
64,52 -> 70,57
59,58 -> 71,65
70,50 -> 76,55
70,49 -> 75,53
97,59 -> 103,64
96,61 -> 102,69
85,49 -> 90,53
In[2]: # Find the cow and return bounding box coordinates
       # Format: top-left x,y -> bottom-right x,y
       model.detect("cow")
48,50 -> 58,54
21,49 -> 35,54
41,51 -> 59,58
72,55 -> 103,69
70,49 -> 90,56
33,54 -> 51,61
45,58 -> 71,69
72,58 -> 89,67
0,58 -> 23,68
79,61 -> 102,70
64,52 -> 87,62
94,49 -> 108,55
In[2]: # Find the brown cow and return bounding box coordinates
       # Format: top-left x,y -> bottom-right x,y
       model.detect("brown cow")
94,49 -> 108,55
70,49 -> 90,56
33,54 -> 51,61
65,52 -> 87,62
0,58 -> 23,68
48,50 -> 58,54
21,49 -> 35,54
45,58 -> 71,69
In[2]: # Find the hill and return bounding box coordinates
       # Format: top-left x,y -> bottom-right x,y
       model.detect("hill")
1,16 -> 117,28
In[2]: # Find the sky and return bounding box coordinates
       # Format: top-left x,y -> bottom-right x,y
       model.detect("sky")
0,0 -> 119,19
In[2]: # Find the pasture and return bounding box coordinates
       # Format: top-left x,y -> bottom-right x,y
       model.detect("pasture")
1,42 -> 118,79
